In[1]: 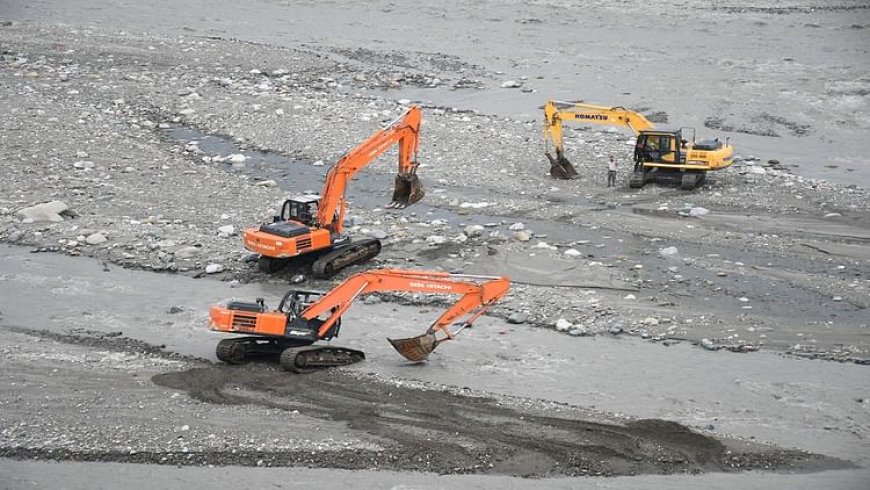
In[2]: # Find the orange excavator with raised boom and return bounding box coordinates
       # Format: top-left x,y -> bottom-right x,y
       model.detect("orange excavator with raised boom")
544,100 -> 733,189
209,269 -> 511,372
244,106 -> 425,277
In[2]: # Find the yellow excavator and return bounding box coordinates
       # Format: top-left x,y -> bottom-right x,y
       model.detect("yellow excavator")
544,100 -> 733,189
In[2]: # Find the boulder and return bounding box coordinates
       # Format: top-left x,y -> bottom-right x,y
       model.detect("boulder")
174,246 -> 201,259
16,201 -> 69,223
85,232 -> 107,245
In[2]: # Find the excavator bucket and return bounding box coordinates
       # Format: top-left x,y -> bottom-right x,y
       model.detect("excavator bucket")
387,323 -> 469,362
388,174 -> 425,209
546,152 -> 579,180
387,332 -> 439,362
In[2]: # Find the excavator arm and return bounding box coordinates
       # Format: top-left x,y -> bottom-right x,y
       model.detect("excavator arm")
316,107 -> 425,234
300,269 -> 510,342
544,100 -> 656,179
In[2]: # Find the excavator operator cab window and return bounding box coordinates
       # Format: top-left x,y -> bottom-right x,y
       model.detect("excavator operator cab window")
281,199 -> 319,226
639,134 -> 677,162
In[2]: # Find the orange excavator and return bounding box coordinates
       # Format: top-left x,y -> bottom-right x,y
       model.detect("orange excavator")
208,269 -> 511,372
244,106 -> 425,277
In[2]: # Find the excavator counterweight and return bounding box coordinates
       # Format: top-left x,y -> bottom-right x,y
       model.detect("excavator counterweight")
209,269 -> 511,371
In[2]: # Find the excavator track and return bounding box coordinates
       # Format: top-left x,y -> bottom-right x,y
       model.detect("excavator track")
215,337 -> 313,364
312,237 -> 381,278
629,171 -> 648,188
216,338 -> 249,364
680,171 -> 706,190
279,346 -> 366,373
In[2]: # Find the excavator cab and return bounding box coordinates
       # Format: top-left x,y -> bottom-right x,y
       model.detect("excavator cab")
635,131 -> 683,166
279,195 -> 320,226
277,289 -> 343,340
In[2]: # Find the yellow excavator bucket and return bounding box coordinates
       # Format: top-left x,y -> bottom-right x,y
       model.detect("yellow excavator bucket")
389,174 -> 425,208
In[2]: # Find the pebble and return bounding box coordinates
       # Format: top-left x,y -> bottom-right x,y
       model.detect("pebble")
174,246 -> 201,259
660,246 -> 679,256
508,222 -> 525,231
688,207 -> 709,218
85,232 -> 107,245
513,231 -> 531,242
226,154 -> 247,164
217,225 -> 235,237
555,318 -> 572,332
564,249 -> 582,258
507,312 -> 528,324
464,224 -> 485,237
290,274 -> 305,284
500,80 -> 522,88
426,235 -> 447,245
365,229 -> 388,239
205,264 -> 224,274
363,295 -> 382,305
255,179 -> 277,187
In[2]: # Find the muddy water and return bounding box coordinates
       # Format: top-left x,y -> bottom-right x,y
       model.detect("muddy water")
165,125 -> 517,227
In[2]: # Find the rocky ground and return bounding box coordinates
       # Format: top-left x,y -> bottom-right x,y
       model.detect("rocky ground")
1,22 -> 867,362
0,7 -> 869,489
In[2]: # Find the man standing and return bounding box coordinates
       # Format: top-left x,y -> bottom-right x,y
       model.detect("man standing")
607,155 -> 618,187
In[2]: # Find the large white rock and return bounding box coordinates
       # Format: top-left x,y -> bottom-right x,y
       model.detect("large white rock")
85,232 -> 107,245
365,229 -> 388,240
688,207 -> 709,218
205,264 -> 224,274
513,231 -> 531,242
660,246 -> 679,256
16,201 -> 68,223
464,224 -> 485,237
226,154 -> 247,164
564,249 -> 583,258
217,225 -> 235,237
555,318 -> 572,332
174,246 -> 201,259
